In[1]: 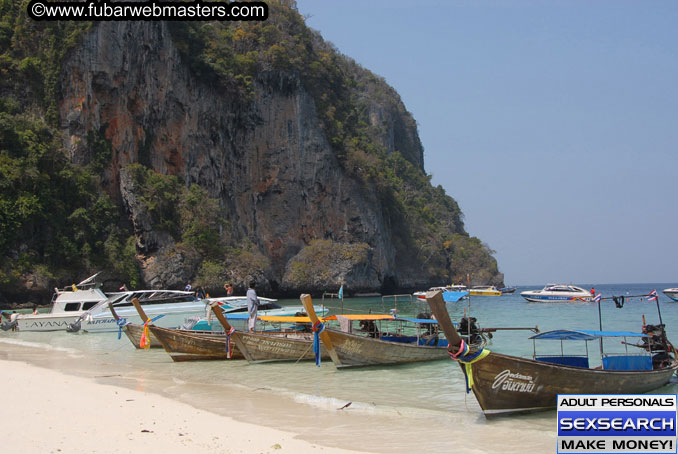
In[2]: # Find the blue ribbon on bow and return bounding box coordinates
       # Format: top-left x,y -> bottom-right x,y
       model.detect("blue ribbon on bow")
116,318 -> 128,340
312,321 -> 325,367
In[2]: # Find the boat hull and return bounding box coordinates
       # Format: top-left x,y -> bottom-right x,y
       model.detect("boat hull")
149,326 -> 244,362
663,289 -> 678,302
120,323 -> 163,349
149,325 -> 327,363
521,294 -> 592,303
16,314 -> 80,332
82,302 -> 209,333
469,290 -> 501,296
466,351 -> 677,416
322,329 -> 450,368
237,332 -> 328,362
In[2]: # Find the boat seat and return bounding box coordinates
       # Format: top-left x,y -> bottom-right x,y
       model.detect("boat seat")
603,355 -> 652,371
535,356 -> 589,368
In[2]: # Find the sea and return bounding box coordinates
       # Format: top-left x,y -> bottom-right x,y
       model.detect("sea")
2,283 -> 677,453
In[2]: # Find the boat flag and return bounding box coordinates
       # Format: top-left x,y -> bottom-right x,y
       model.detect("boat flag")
338,284 -> 343,300
593,293 -> 601,303
648,290 -> 659,302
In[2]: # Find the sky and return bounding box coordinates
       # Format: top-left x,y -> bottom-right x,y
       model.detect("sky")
295,0 -> 678,286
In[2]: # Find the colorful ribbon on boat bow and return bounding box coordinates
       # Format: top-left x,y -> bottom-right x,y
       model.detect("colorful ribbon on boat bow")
116,318 -> 128,340
140,319 -> 151,349
447,339 -> 490,392
312,321 -> 325,367
225,326 -> 235,359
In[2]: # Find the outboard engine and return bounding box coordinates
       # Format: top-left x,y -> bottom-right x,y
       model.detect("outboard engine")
359,319 -> 380,338
459,316 -> 482,345
0,321 -> 17,331
66,319 -> 82,332
642,324 -> 672,368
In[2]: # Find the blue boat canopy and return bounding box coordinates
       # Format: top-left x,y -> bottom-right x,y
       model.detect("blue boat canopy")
394,317 -> 438,324
529,329 -> 649,341
442,291 -> 469,303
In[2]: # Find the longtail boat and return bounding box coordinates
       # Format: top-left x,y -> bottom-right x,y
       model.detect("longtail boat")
301,294 -> 464,368
147,324 -> 244,361
148,303 -> 327,363
109,298 -> 162,349
426,290 -> 678,417
205,302 -> 328,363
123,296 -> 230,357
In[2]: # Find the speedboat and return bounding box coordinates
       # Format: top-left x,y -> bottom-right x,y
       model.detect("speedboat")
521,284 -> 592,303
413,285 -> 469,303
73,289 -> 210,332
469,285 -> 501,296
663,288 -> 678,302
499,286 -> 517,294
15,273 -> 109,332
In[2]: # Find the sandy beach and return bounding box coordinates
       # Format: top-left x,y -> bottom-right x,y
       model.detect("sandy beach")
0,360 -> 366,454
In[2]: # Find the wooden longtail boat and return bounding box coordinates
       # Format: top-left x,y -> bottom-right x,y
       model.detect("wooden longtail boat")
147,302 -> 327,363
206,302 -> 328,363
109,299 -> 162,349
301,294 -> 459,368
124,296 -> 231,357
147,325 -> 244,361
426,290 -> 678,417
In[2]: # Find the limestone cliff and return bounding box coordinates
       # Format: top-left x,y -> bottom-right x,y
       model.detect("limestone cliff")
0,1 -> 503,302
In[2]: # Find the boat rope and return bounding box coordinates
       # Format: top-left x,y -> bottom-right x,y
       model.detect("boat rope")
448,339 -> 491,392
312,321 -> 325,367
225,326 -> 235,359
116,318 -> 129,340
140,319 -> 151,349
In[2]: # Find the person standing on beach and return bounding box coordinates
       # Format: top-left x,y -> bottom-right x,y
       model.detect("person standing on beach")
246,281 -> 259,333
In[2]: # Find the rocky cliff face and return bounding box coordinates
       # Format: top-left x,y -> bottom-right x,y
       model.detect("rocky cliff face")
58,21 -> 424,293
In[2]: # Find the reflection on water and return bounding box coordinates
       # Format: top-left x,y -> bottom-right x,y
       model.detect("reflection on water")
1,283 -> 676,453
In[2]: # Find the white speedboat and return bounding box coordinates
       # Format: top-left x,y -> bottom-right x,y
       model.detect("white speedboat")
74,289 -> 210,332
663,288 -> 678,302
15,273 -> 110,332
521,284 -> 592,303
413,285 -> 469,303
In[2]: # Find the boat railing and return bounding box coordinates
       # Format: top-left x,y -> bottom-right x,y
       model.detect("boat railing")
380,294 -> 413,315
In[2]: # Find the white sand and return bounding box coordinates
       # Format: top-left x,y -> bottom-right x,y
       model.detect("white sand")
0,360 -> 366,454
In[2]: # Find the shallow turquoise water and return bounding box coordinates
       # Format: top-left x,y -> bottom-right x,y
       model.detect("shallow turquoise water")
1,283 -> 677,453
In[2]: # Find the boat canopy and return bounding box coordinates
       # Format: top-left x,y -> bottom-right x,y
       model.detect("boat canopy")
529,329 -> 649,341
257,314 -> 393,323
442,291 -> 469,303
394,317 -> 438,324
327,314 -> 395,321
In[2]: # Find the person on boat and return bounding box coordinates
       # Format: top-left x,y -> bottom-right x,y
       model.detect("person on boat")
184,283 -> 192,292
590,287 -> 596,296
246,281 -> 260,333
224,283 -> 234,296
9,311 -> 19,331
31,305 -> 38,315
195,286 -> 206,300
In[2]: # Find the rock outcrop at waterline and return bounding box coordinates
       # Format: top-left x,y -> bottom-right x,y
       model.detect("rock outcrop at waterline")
0,1 -> 502,303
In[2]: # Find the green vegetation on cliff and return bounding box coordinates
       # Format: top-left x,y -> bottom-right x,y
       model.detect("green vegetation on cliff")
167,1 -> 500,287
0,0 -> 501,302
